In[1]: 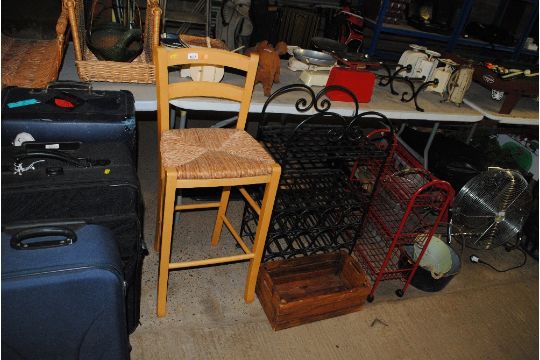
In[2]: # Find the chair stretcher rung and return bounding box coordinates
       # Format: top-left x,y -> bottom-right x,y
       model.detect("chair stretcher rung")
169,253 -> 254,269
175,202 -> 221,210
239,187 -> 261,215
222,215 -> 251,254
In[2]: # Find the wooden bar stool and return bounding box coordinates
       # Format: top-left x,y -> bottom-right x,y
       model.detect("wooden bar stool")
154,46 -> 281,317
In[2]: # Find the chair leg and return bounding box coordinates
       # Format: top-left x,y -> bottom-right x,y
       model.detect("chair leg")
157,170 -> 177,317
154,167 -> 166,252
211,186 -> 231,246
244,164 -> 281,303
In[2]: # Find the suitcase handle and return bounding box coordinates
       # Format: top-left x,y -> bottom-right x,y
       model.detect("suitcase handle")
11,227 -> 77,250
15,150 -> 111,168
46,81 -> 93,94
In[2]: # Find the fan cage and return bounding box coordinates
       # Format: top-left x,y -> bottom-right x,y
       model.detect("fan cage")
450,168 -> 531,250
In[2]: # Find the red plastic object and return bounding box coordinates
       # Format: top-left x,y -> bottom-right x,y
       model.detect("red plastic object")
54,98 -> 76,108
325,67 -> 376,103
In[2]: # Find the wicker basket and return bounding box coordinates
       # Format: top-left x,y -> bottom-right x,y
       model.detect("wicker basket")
64,0 -> 161,83
179,34 -> 229,50
1,4 -> 69,89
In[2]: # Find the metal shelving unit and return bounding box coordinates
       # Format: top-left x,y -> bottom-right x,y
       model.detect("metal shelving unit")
364,0 -> 539,61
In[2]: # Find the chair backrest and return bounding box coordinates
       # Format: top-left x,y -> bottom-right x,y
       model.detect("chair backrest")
154,46 -> 259,134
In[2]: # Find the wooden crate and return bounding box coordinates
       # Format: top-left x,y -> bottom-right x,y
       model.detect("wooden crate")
256,252 -> 371,331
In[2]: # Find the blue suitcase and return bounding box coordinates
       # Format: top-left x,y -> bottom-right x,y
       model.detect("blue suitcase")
1,82 -> 136,164
1,223 -> 129,360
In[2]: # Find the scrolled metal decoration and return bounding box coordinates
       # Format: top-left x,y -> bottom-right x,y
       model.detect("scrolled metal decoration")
400,78 -> 439,112
261,84 -> 316,118
378,63 -> 393,86
314,85 -> 359,116
262,84 -> 360,118
348,111 -> 393,142
398,76 -> 417,102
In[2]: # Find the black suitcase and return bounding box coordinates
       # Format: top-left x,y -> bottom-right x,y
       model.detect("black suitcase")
1,82 -> 136,163
2,223 -> 130,360
1,141 -> 144,333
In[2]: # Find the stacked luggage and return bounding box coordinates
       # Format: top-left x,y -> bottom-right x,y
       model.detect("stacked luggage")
1,82 -> 144,358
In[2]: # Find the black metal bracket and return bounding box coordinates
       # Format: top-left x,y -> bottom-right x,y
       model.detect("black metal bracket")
378,64 -> 412,95
400,79 -> 439,112
378,63 -> 440,112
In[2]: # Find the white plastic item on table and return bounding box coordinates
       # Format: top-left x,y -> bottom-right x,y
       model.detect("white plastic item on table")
427,58 -> 458,94
177,43 -> 225,82
288,57 -> 310,71
299,69 -> 331,86
414,50 -> 440,81
189,65 -> 224,82
397,44 -> 427,78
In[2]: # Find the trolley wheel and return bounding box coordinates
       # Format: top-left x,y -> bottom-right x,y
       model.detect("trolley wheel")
395,289 -> 404,297
367,294 -> 374,303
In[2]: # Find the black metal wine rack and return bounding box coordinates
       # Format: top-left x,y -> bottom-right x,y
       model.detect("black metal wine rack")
240,84 -> 394,262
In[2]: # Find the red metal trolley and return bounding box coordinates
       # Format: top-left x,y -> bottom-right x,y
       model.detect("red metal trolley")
351,129 -> 455,302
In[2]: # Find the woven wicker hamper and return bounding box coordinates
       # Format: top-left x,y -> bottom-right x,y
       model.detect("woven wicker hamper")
64,0 -> 161,83
1,3 -> 69,89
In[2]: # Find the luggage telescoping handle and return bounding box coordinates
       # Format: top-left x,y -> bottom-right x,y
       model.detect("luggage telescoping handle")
15,150 -> 110,167
11,227 -> 78,250
46,81 -> 93,94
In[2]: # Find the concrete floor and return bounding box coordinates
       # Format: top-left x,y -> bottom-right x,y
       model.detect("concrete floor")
131,118 -> 538,359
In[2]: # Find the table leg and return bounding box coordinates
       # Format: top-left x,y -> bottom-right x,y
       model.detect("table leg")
398,122 -> 406,136
499,93 -> 520,114
169,106 -> 186,129
170,107 -> 176,129
423,122 -> 439,170
179,110 -> 187,129
466,122 -> 478,144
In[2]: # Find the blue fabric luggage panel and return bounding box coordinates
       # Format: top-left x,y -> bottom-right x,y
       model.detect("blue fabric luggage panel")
1,223 -> 129,360
1,82 -> 136,163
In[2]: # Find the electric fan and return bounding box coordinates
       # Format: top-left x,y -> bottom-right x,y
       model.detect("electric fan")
450,167 -> 531,250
